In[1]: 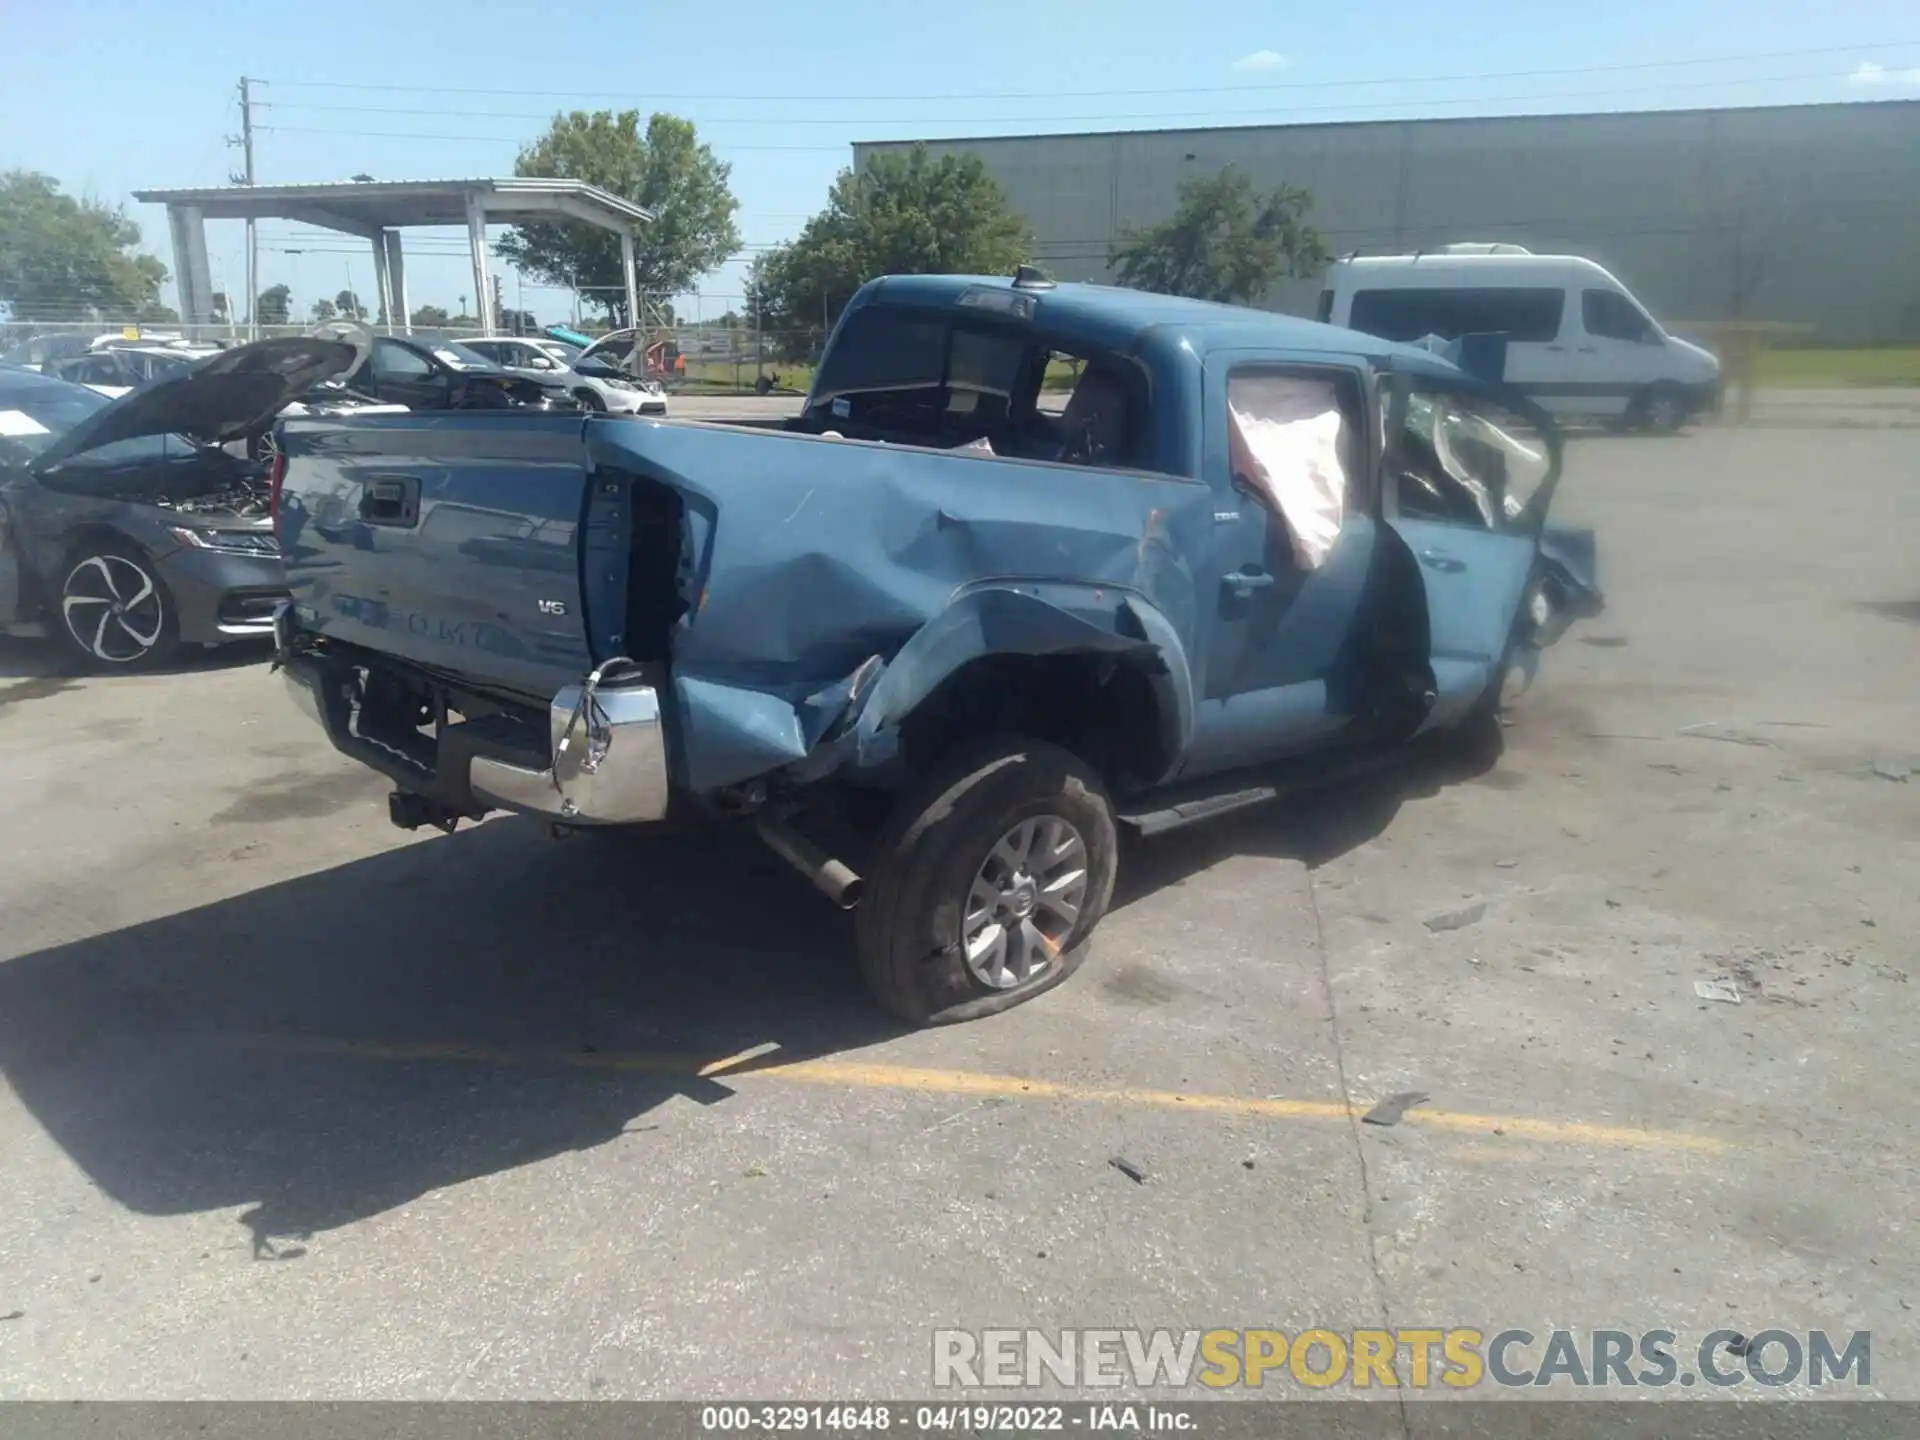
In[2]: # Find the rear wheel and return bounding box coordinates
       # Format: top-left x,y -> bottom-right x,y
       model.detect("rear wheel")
856,738 -> 1118,1025
56,542 -> 178,671
1632,383 -> 1689,434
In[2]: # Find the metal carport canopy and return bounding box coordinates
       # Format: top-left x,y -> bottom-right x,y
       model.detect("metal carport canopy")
131,178 -> 653,338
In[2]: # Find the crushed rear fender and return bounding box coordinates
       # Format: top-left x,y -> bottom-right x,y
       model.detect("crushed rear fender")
670,584 -> 1197,794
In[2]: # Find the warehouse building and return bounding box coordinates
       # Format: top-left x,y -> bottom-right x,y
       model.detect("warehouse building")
854,100 -> 1920,345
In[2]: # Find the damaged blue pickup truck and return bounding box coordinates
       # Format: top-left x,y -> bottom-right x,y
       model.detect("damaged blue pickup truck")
255,272 -> 1599,1023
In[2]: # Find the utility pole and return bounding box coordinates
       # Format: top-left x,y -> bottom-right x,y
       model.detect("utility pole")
491,273 -> 504,332
227,77 -> 258,337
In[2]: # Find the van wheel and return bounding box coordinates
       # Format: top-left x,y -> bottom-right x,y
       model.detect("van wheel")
1632,383 -> 1689,434
856,738 -> 1118,1025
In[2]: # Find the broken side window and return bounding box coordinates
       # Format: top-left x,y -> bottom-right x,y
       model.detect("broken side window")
1393,391 -> 1551,529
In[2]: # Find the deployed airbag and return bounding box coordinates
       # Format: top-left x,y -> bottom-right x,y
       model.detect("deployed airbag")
1226,376 -> 1347,570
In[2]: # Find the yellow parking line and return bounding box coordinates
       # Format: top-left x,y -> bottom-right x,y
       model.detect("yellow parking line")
256,1035 -> 1728,1153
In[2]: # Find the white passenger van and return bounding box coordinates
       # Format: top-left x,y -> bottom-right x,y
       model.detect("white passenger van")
1319,245 -> 1721,432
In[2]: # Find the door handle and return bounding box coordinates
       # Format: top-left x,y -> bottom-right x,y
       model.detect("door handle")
1420,550 -> 1467,574
1577,346 -> 1597,354
1543,344 -> 1565,352
1222,569 -> 1276,597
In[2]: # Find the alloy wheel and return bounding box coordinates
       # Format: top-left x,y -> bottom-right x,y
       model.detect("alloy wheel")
62,553 -> 166,664
962,815 -> 1090,989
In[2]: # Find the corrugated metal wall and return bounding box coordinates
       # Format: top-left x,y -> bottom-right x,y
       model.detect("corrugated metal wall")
856,101 -> 1920,344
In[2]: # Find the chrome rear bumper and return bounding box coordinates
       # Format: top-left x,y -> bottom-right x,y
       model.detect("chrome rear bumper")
469,677 -> 669,824
280,651 -> 670,827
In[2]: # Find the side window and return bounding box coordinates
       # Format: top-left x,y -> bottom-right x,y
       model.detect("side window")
1226,371 -> 1356,570
1349,288 -> 1563,344
371,339 -> 434,379
1315,289 -> 1334,323
1390,389 -> 1552,531
1582,289 -> 1655,344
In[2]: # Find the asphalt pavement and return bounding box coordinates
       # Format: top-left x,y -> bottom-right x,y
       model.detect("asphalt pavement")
0,419 -> 1915,1404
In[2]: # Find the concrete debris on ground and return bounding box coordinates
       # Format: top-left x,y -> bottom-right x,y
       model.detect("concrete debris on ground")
1694,979 -> 1743,1004
1108,1156 -> 1148,1184
1361,1091 -> 1431,1127
1871,759 -> 1910,782
1424,901 -> 1487,932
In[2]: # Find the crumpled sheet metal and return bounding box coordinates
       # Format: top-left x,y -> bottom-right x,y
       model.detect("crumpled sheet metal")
590,422 -> 1212,794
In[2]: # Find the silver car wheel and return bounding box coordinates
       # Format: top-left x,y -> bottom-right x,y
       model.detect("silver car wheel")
962,815 -> 1089,989
62,553 -> 165,664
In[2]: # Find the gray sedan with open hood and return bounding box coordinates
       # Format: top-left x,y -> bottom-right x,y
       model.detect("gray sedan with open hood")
0,336 -> 358,669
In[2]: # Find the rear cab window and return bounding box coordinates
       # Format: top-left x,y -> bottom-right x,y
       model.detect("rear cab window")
804,304 -> 1153,471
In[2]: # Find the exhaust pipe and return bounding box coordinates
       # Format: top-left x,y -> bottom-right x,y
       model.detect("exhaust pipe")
756,817 -> 864,909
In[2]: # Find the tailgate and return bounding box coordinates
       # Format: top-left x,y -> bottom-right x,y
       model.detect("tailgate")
276,413 -> 597,699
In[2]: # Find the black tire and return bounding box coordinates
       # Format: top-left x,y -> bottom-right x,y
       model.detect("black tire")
1631,382 -> 1689,435
856,737 -> 1119,1025
55,540 -> 179,671
575,387 -> 607,413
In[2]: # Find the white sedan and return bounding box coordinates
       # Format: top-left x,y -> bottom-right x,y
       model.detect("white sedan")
461,337 -> 667,416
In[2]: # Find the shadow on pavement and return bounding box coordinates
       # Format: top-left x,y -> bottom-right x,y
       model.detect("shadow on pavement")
1115,720 -> 1505,905
0,721 -> 1503,1252
0,818 -> 895,1252
0,635 -> 272,690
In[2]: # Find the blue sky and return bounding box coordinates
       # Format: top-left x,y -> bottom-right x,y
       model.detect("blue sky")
3,0 -> 1916,322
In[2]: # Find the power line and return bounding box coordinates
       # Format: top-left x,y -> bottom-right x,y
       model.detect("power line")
258,64 -> 1903,127
259,125 -> 844,152
255,39 -> 1917,103
253,68 -> 1895,153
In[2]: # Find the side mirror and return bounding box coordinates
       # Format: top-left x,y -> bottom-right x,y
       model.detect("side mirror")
531,356 -> 556,370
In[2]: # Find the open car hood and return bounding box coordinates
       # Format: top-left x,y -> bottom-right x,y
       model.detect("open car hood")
30,336 -> 359,471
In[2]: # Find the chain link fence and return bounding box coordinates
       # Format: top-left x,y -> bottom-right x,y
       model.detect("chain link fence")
1,318 -> 826,395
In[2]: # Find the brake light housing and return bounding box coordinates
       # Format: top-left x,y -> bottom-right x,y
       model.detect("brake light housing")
268,451 -> 288,532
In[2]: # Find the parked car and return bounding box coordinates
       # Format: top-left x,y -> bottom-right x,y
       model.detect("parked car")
226,275 -> 1605,1021
1319,247 -> 1722,432
343,334 -> 579,412
0,339 -> 355,669
461,336 -> 668,415
48,343 -> 224,398
1,333 -> 98,372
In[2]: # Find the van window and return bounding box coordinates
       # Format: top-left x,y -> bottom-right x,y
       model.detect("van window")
1348,287 -> 1565,344
1315,289 -> 1334,323
1581,289 -> 1657,344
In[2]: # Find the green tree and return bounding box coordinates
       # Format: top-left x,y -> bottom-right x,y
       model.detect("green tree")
749,146 -> 1029,356
334,290 -> 367,321
310,297 -> 337,322
0,170 -> 171,321
256,284 -> 293,325
495,110 -> 740,325
410,303 -> 452,327
1108,166 -> 1328,305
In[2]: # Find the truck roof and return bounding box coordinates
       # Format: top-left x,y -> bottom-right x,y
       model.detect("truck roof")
857,273 -> 1458,373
